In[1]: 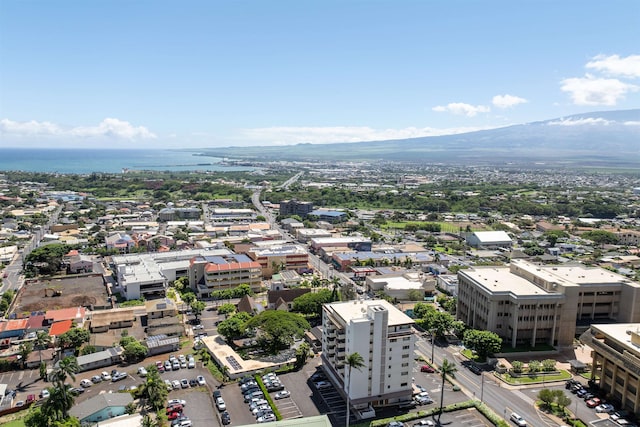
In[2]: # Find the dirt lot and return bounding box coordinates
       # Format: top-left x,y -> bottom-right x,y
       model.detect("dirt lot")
12,273 -> 111,315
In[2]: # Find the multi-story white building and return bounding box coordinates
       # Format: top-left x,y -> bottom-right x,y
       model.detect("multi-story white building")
321,299 -> 415,414
457,259 -> 640,348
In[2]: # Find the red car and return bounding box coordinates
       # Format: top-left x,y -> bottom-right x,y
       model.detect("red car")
586,398 -> 601,408
420,365 -> 435,373
167,411 -> 183,420
166,403 -> 184,414
156,361 -> 165,372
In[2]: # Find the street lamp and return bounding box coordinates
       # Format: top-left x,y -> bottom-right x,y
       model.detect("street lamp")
430,329 -> 436,363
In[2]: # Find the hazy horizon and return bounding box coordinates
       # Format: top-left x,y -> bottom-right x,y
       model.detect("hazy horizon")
1,1 -> 639,150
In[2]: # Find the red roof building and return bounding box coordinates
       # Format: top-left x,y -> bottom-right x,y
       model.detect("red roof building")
49,319 -> 73,337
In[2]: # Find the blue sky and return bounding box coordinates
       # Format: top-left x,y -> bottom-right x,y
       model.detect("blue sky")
1,0 -> 639,149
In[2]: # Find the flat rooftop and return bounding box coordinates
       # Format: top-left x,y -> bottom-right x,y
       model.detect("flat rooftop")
591,323 -> 640,357
462,266 -> 559,297
511,259 -> 640,288
327,299 -> 414,326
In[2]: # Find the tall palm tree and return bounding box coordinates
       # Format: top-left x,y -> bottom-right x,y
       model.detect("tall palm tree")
18,341 -> 33,369
345,352 -> 365,427
42,383 -> 74,421
34,330 -> 52,365
49,355 -> 79,384
438,358 -> 457,422
140,366 -> 168,412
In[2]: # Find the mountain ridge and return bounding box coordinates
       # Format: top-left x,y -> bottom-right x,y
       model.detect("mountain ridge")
200,109 -> 640,167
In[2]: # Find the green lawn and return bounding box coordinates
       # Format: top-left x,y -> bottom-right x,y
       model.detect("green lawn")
497,370 -> 572,385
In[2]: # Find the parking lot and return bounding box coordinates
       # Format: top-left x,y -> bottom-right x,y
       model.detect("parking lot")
0,353 -> 220,426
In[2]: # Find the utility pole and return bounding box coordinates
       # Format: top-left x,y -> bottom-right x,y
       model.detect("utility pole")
480,372 -> 485,402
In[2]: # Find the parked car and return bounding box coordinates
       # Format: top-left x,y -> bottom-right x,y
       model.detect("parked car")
216,397 -> 226,411
596,403 -> 615,413
165,361 -> 173,371
420,365 -> 435,373
172,380 -> 181,390
112,372 -> 128,382
213,390 -> 222,399
196,375 -> 206,386
221,411 -> 231,425
188,359 -> 195,369
26,394 -> 35,404
91,375 -> 103,383
180,379 -> 189,389
80,379 -> 93,388
586,398 -> 601,408
168,399 -> 187,406
156,361 -> 165,372
413,421 -> 434,426
70,387 -> 85,395
39,389 -> 50,399
314,380 -> 332,389
387,422 -> 405,427
101,371 -> 112,381
167,403 -> 184,413
167,411 -> 183,421
137,367 -> 148,377
274,390 -> 290,399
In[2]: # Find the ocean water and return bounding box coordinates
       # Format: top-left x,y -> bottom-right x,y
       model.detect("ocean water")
0,148 -> 255,174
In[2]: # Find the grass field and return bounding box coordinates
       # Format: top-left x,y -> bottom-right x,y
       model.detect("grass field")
497,370 -> 572,385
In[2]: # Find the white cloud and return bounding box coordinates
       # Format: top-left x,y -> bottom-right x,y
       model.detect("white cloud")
492,94 -> 528,108
560,74 -> 639,106
0,119 -> 62,135
0,118 -> 156,140
548,117 -> 612,126
240,124 -> 496,145
624,121 -> 640,126
432,103 -> 491,117
586,54 -> 640,78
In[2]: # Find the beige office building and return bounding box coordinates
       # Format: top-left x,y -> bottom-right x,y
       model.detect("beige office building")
581,324 -> 640,415
457,260 -> 640,348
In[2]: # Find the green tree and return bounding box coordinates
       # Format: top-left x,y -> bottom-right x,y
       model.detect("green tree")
511,360 -> 524,374
538,388 -> 556,409
139,365 -> 168,412
58,328 -> 90,354
49,356 -> 79,384
295,342 -> 311,370
462,329 -> 502,360
437,358 -> 457,422
34,330 -> 52,365
18,341 -> 34,368
217,303 -> 236,316
556,391 -> 571,414
407,289 -> 424,301
528,360 -> 542,373
246,311 -> 310,354
141,415 -> 157,427
217,312 -> 252,341
39,362 -> 48,381
542,359 -> 557,372
123,340 -> 148,363
291,289 -> 333,318
413,302 -> 436,319
191,300 -> 206,321
345,352 -> 365,427
43,383 -> 75,421
581,230 -> 618,246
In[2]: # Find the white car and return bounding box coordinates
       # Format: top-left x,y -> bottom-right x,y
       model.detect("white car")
39,389 -> 50,399
274,390 -> 290,399
168,399 -> 187,406
196,375 -> 206,386
80,379 -> 92,388
188,359 -> 195,369
510,413 -> 527,427
216,397 -> 226,411
137,367 -> 148,377
101,371 -> 112,381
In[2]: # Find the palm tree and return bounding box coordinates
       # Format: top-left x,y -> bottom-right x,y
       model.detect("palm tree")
140,366 -> 168,412
345,352 -> 365,427
437,358 -> 457,422
18,341 -> 34,369
42,383 -> 74,421
34,330 -> 52,365
49,355 -> 79,384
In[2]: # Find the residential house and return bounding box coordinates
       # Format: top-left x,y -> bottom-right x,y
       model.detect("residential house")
69,393 -> 132,424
